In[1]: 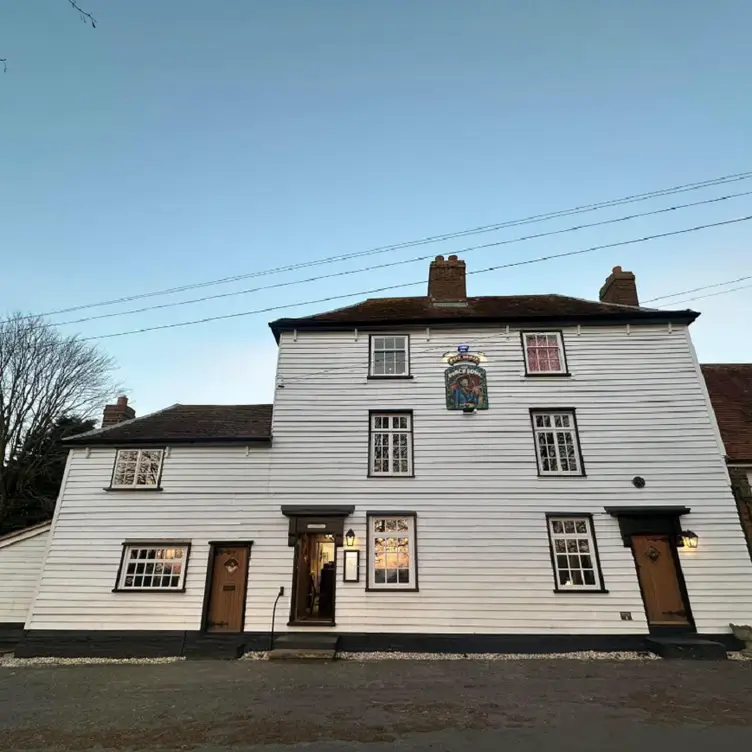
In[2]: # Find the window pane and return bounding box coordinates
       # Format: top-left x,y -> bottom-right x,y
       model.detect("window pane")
564,521 -> 575,534
575,520 -> 587,534
584,570 -> 596,586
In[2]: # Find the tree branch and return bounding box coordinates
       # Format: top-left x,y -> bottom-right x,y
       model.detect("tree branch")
68,0 -> 96,28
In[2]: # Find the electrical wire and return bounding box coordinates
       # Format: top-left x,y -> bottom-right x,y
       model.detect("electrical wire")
643,275 -> 752,303
655,283 -> 752,308
79,215 -> 752,342
12,169 -> 752,322
49,190 -> 752,329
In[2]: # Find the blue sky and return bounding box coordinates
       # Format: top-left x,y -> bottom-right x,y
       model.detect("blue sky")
1,0 -> 750,415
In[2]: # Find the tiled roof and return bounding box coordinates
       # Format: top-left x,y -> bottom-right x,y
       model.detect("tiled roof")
64,404 -> 273,446
702,364 -> 752,462
270,294 -> 697,339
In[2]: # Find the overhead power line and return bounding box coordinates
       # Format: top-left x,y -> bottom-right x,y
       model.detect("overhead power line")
79,215 -> 752,342
656,283 -> 752,308
643,274 -> 752,303
49,189 -> 752,329
15,168 -> 752,323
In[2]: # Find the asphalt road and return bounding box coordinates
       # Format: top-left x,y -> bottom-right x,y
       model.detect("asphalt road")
0,658 -> 751,751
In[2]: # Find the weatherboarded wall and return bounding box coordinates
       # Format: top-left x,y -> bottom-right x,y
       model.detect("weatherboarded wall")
0,525 -> 50,623
26,323 -> 752,636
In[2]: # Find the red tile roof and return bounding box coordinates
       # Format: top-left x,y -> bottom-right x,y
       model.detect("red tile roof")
269,294 -> 697,340
702,364 -> 752,462
64,404 -> 273,445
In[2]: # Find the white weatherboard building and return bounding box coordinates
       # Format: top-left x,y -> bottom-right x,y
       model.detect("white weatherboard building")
15,258 -> 752,658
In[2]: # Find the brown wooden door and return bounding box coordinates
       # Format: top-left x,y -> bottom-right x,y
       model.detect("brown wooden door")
631,534 -> 691,627
204,544 -> 250,633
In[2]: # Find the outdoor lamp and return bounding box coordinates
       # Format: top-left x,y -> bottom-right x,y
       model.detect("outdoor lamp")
680,530 -> 699,549
345,529 -> 355,547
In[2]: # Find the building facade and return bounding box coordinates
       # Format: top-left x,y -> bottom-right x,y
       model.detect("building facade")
17,259 -> 752,657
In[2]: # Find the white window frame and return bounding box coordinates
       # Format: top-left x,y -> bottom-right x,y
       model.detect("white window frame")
522,331 -> 567,375
367,514 -> 417,591
369,412 -> 413,476
531,410 -> 583,476
116,543 -> 190,591
111,448 -> 165,488
547,516 -> 603,591
370,335 -> 410,377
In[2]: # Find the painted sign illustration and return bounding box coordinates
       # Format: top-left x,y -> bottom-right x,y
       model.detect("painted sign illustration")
445,363 -> 488,410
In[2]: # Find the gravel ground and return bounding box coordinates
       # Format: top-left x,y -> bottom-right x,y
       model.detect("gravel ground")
0,658 -> 750,751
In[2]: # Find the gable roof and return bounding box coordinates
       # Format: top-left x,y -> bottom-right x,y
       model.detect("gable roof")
64,404 -> 274,446
269,294 -> 698,340
702,364 -> 752,463
0,520 -> 52,549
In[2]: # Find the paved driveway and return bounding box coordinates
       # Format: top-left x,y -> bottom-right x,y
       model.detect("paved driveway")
0,658 -> 750,751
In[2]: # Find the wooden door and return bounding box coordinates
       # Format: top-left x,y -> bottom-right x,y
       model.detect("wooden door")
204,544 -> 250,633
631,534 -> 691,627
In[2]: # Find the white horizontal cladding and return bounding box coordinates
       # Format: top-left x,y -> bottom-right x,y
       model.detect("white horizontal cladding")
0,529 -> 50,623
270,324 -> 730,492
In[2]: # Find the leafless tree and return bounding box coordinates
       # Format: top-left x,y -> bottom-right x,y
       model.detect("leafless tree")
2,0 -> 96,73
0,313 -> 117,528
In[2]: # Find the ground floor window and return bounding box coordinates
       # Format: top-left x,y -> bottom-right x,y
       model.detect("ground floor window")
546,516 -> 604,591
115,543 -> 190,591
366,513 -> 418,591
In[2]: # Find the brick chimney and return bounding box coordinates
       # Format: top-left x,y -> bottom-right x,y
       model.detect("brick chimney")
428,255 -> 467,301
599,266 -> 639,307
102,396 -> 135,428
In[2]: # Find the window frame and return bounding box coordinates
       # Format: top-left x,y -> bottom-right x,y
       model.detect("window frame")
109,448 -> 166,490
366,512 -> 419,592
368,334 -> 412,379
545,514 -> 607,593
520,330 -> 569,376
368,410 -> 414,477
529,408 -> 586,477
113,541 -> 191,593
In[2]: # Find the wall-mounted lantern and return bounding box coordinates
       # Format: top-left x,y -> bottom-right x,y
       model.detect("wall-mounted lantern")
345,529 -> 356,548
680,530 -> 699,549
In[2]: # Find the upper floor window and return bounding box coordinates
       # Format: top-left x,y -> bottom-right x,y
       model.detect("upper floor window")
112,449 -> 164,488
546,516 -> 604,591
531,410 -> 583,475
370,335 -> 409,377
522,332 -> 567,375
367,514 -> 418,590
116,543 -> 189,591
370,412 -> 413,476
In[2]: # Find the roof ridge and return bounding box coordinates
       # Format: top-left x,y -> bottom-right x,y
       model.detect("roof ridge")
63,402 -> 181,442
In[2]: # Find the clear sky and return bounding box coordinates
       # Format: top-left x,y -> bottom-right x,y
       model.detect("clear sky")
1,0 -> 750,415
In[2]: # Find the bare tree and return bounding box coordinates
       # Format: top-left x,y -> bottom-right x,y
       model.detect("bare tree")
2,0 -> 96,73
0,313 -> 117,530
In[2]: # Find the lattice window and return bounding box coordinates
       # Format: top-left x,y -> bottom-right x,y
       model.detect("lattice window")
112,449 -> 164,487
368,515 -> 417,590
370,413 -> 412,476
531,411 -> 582,475
371,336 -> 409,376
547,517 -> 603,590
117,544 -> 189,590
523,332 -> 566,374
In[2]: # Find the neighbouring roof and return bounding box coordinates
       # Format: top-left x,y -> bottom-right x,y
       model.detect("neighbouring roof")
269,295 -> 698,340
702,364 -> 752,463
0,520 -> 52,549
64,404 -> 274,446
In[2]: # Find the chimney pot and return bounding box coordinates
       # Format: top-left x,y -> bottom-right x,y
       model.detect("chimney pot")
102,395 -> 135,428
599,265 -> 639,307
428,255 -> 467,301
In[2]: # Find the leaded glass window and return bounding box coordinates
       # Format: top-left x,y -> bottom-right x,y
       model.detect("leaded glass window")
370,413 -> 412,476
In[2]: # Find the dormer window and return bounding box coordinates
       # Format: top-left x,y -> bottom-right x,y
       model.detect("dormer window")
370,336 -> 410,378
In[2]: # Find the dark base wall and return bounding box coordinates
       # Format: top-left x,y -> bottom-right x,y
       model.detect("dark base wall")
0,623 -> 24,654
15,630 -> 744,659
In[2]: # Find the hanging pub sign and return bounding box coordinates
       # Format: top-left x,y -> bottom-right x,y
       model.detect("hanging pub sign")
443,346 -> 488,410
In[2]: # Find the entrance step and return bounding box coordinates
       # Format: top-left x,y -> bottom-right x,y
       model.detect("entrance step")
273,633 -> 339,652
645,636 -> 728,660
268,648 -> 336,661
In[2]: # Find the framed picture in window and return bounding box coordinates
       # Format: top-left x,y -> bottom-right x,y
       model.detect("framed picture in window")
343,550 -> 360,582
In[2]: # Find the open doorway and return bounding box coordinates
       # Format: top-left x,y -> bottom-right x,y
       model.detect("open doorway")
290,533 -> 337,624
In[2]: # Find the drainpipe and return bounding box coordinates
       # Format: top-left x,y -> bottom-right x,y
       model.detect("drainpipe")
269,586 -> 284,651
